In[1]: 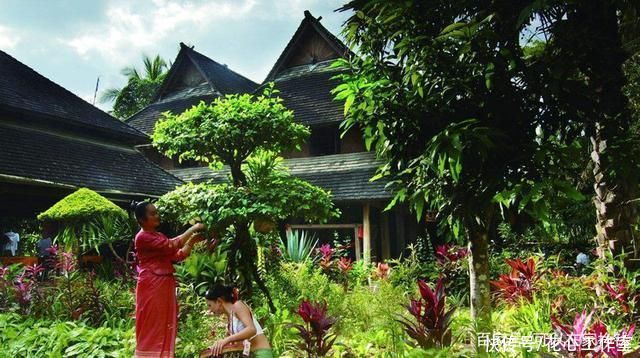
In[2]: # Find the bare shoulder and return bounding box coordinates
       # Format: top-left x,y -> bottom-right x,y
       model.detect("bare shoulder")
233,301 -> 250,314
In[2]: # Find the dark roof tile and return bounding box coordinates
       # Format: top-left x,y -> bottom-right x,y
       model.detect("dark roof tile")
268,65 -> 345,125
185,46 -> 258,95
0,50 -> 146,141
0,124 -> 181,196
170,152 -> 392,201
127,94 -> 218,135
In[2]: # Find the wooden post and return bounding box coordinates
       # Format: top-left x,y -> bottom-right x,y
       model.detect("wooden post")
354,226 -> 361,261
363,203 -> 371,265
381,211 -> 391,259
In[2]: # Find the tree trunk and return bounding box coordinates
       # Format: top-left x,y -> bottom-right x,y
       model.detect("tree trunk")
230,162 -> 246,187
467,225 -> 492,355
230,222 -> 276,312
591,128 -> 637,258
583,2 -> 638,260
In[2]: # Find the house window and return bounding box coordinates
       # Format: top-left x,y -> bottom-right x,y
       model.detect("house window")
309,125 -> 340,156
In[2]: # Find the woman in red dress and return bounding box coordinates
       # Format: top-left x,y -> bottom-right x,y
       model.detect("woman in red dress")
131,201 -> 204,358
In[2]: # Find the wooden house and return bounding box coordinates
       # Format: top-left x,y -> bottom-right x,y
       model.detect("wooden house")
127,11 -> 423,262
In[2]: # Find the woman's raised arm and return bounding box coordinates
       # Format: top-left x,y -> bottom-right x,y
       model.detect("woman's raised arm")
171,223 -> 205,247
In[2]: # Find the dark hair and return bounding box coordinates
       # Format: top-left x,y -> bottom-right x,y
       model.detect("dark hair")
205,284 -> 237,303
130,200 -> 151,222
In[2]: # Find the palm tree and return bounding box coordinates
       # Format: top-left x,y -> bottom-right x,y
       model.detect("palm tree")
100,54 -> 169,120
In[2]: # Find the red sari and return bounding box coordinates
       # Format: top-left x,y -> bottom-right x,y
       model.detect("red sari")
134,230 -> 187,358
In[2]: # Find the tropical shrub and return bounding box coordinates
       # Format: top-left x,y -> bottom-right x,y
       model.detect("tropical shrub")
0,313 -> 135,357
290,300 -> 338,357
592,253 -> 640,325
551,310 -> 636,358
491,257 -> 540,304
37,188 -> 130,253
175,241 -> 228,295
397,278 -> 455,349
38,188 -> 126,222
153,85 -> 338,303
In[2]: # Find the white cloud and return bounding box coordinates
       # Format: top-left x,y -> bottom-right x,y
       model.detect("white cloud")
64,0 -> 256,64
0,25 -> 20,49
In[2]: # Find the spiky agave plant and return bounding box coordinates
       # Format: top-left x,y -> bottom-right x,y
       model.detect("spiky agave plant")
280,230 -> 318,263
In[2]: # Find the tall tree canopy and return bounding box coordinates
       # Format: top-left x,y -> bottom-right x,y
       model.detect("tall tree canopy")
335,0 -> 639,339
100,54 -> 168,120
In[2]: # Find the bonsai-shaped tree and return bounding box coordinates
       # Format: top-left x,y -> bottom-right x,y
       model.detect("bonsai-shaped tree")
153,85 -> 338,308
37,188 -> 130,256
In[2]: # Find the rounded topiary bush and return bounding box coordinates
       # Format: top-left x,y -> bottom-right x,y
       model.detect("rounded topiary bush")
38,188 -> 131,253
38,188 -> 126,222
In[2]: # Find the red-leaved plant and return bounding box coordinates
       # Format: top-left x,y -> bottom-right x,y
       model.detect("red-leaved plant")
434,244 -> 468,264
397,277 -> 455,349
551,310 -> 636,357
13,264 -> 44,314
490,257 -> 540,304
603,280 -> 639,316
337,257 -> 353,291
290,300 -> 337,357
317,244 -> 334,272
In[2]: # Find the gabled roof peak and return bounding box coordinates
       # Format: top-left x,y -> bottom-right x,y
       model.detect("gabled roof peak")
303,10 -> 322,21
152,43 -> 257,102
264,11 -> 351,82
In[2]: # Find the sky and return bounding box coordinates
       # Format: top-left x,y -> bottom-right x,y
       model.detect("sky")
0,0 -> 351,111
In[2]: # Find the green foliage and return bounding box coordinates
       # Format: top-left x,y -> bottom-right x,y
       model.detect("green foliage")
175,242 -> 228,295
37,188 -> 131,253
100,54 -> 168,120
153,79 -> 337,300
54,215 -> 135,254
280,230 -> 318,263
157,178 -> 337,232
38,188 -> 126,223
153,84 -> 309,167
0,313 -> 135,357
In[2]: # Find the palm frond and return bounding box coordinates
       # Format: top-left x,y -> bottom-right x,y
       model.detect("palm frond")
99,88 -> 121,104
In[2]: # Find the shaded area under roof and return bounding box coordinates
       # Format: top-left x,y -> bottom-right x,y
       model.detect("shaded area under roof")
0,124 -> 182,197
0,50 -> 146,142
171,152 -> 392,201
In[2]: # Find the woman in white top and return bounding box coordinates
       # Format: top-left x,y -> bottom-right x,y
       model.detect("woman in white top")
204,285 -> 272,357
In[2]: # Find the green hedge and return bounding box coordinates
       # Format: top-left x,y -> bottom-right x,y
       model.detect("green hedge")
38,188 -> 127,223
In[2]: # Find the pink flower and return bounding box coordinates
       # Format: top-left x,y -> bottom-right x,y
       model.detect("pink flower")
318,244 -> 333,259
22,264 -> 44,280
